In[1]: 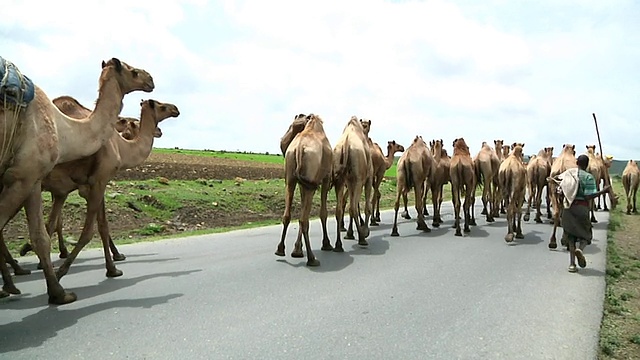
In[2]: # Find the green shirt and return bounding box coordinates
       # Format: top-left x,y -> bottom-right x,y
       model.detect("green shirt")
575,169 -> 598,200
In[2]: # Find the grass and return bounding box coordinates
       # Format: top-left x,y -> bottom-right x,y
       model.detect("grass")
598,182 -> 640,359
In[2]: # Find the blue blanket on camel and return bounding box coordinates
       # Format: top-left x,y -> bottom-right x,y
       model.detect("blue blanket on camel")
0,56 -> 35,107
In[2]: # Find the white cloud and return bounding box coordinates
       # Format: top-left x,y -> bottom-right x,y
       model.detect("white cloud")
1,0 -> 638,160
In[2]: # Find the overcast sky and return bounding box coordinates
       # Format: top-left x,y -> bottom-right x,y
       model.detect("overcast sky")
2,0 -> 638,159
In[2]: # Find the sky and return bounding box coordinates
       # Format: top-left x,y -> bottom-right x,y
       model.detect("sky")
2,0 -> 639,159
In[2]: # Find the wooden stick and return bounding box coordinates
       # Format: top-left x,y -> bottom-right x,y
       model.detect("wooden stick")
592,113 -> 617,209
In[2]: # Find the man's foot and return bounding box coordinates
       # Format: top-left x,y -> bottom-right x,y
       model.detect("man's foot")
568,264 -> 578,273
575,249 -> 587,268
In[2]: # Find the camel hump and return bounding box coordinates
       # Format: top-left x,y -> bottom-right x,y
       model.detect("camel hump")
0,56 -> 35,107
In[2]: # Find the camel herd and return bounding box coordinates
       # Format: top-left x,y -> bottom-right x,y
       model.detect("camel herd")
277,114 -> 629,267
0,57 -> 179,303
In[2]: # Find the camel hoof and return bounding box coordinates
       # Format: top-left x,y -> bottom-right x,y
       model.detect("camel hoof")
627,210 -> 632,215
523,214 -> 530,222
390,230 -> 400,237
333,246 -> 344,253
486,217 -> 495,223
515,233 -> 524,239
432,222 -> 440,228
500,210 -> 506,214
547,214 -> 552,219
339,227 -> 347,232
48,291 -> 77,305
548,241 -> 558,249
375,216 -> 381,222
106,269 -> 123,278
454,230 -> 462,237
370,221 -> 379,226
3,284 -> 21,295
464,227 -> 471,233
113,253 -> 126,261
0,290 -> 8,298
401,211 -> 411,219
59,252 -> 68,259
291,250 -> 304,258
505,233 -> 514,243
14,268 -> 31,276
275,247 -> 285,257
423,209 -> 430,216
603,208 -> 609,212
37,262 -> 44,270
321,244 -> 333,251
306,259 -> 320,267
344,233 -> 355,240
469,219 -> 477,226
591,218 -> 598,223
481,209 -> 487,215
19,243 -> 32,256
358,239 -> 369,246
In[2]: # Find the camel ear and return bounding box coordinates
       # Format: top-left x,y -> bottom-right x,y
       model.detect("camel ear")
522,143 -> 525,148
511,142 -> 516,149
440,139 -> 443,144
101,60 -> 107,68
148,99 -> 156,108
572,145 -> 575,150
111,58 -> 122,72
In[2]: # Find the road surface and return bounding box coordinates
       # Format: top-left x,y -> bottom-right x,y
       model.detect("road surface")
0,200 -> 609,359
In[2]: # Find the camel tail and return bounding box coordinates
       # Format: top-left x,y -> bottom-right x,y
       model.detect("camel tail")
623,174 -> 631,198
295,146 -> 319,191
500,168 -> 513,203
404,161 -> 414,189
474,161 -> 483,187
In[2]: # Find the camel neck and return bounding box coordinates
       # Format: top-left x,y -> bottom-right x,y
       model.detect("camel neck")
50,77 -> 125,163
118,108 -> 156,169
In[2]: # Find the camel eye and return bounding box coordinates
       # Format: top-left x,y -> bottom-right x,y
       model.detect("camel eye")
132,70 -> 139,78
160,106 -> 166,111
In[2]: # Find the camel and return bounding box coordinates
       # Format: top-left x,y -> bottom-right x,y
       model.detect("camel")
524,147 -> 553,223
0,57 -> 154,303
279,113 -> 308,156
585,145 -> 603,222
622,160 -> 640,215
595,154 -> 614,210
49,99 -> 179,280
338,119 -> 404,230
370,140 -> 404,225
428,139 -> 451,227
390,136 -> 433,236
276,114 -> 332,266
498,143 -> 527,242
547,144 -> 577,249
474,141 -> 501,223
448,138 -> 476,236
332,116 -> 373,250
491,139 -> 507,217
14,96 -> 164,271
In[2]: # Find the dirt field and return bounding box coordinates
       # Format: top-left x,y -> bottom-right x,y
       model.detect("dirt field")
113,152 -> 285,181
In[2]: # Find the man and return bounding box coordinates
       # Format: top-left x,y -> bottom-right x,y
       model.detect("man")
562,154 -> 611,273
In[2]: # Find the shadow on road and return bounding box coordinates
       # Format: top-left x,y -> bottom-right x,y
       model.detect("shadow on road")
1,269 -> 201,311
0,293 -> 183,354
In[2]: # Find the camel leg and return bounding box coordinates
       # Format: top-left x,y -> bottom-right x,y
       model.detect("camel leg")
451,180 -> 462,236
371,184 -> 381,226
344,215 -> 355,240
0,234 -> 31,276
97,199 -> 122,277
534,184 -> 543,223
55,183 -> 104,280
339,189 -> 348,232
633,187 -> 638,214
46,193 -> 70,259
350,183 -> 368,245
590,200 -> 598,223
401,192 -> 411,219
504,196 -> 515,243
515,198 -> 525,239
319,178 -> 333,251
390,187 -> 403,237
0,244 -> 19,295
414,181 -> 430,233
23,187 -> 77,304
431,182 -> 442,227
333,181 -> 346,252
276,179 -> 296,256
463,190 -> 472,233
524,184 -> 533,222
300,188 -> 319,267
545,185 -> 552,219
422,183 -> 430,216
361,176 -> 373,242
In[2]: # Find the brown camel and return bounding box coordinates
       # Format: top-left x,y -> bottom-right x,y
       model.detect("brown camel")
585,145 -> 603,222
279,113 -> 308,156
14,97 -> 167,273
276,114 -> 333,266
332,116 -> 373,250
449,138 -> 475,236
0,58 -> 154,303
429,139 -> 451,227
524,146 -> 553,223
474,141 -> 501,223
52,99 -> 179,280
390,136 -> 433,236
595,154 -> 614,210
498,143 -> 527,242
491,139 -> 507,217
622,160 -> 640,215
547,144 -> 577,249
370,140 -> 404,225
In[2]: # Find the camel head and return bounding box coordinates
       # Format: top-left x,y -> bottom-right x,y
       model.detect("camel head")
453,137 -> 470,154
502,145 -> 510,157
387,140 -> 405,154
279,114 -> 310,156
494,139 -> 504,150
562,144 -> 576,155
140,99 -> 180,129
100,58 -> 155,95
510,143 -> 525,158
359,119 -> 371,135
586,145 -> 597,155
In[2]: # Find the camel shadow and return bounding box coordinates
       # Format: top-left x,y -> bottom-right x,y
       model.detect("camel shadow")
2,269 -> 201,311
504,229 -> 545,246
577,267 -> 605,277
347,236 -> 389,256
276,249 -> 355,273
0,293 -> 183,354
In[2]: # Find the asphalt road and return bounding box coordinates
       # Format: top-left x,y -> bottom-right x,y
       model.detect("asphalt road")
0,199 -> 609,360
